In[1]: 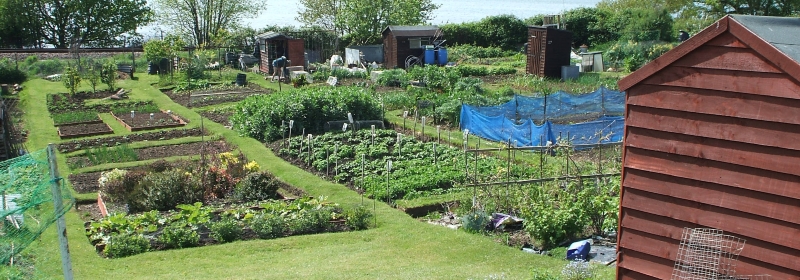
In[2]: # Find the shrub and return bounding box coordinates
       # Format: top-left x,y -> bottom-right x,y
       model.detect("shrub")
129,170 -> 202,212
104,233 -> 150,258
489,66 -> 517,75
203,167 -> 237,201
231,86 -> 383,142
157,225 -> 200,249
148,159 -> 171,173
101,170 -> 145,204
84,63 -> 102,92
382,91 -> 415,110
288,209 -> 331,234
461,209 -> 491,233
62,66 -> 82,95
210,218 -> 242,243
450,45 -> 514,59
250,214 -> 285,239
524,197 -> 587,249
454,65 -> 489,77
26,59 -> 65,77
344,206 -> 372,230
376,69 -> 409,87
101,61 -> 117,90
442,15 -> 528,50
407,66 -> 459,91
0,62 -> 27,85
234,171 -> 280,201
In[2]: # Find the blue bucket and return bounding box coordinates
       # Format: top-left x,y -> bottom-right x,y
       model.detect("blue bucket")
438,48 -> 448,66
424,49 -> 435,65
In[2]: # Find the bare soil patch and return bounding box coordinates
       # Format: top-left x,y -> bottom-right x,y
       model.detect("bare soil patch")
113,111 -> 187,131
57,123 -> 113,139
57,127 -> 206,153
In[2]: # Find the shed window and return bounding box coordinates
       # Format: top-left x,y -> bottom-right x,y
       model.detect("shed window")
409,38 -> 429,49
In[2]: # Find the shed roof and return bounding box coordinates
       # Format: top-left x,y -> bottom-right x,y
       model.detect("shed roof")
256,31 -> 291,40
731,15 -> 800,63
382,26 -> 441,37
619,15 -> 800,91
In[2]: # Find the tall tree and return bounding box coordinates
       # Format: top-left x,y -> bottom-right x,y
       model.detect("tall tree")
154,0 -> 264,47
298,0 -> 439,45
27,0 -> 152,48
0,0 -> 41,47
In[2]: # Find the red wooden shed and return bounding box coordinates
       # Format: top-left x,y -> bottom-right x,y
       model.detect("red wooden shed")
382,26 -> 441,69
617,15 -> 800,279
256,32 -> 305,74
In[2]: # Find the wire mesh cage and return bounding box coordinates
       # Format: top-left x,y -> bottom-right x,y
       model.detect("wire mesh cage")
671,228 -> 768,280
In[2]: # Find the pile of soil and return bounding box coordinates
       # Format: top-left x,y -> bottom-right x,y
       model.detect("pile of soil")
58,123 -> 113,138
57,127 -> 206,153
114,112 -> 186,130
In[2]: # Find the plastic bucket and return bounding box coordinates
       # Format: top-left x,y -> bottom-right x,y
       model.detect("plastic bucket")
424,49 -> 435,65
438,48 -> 448,66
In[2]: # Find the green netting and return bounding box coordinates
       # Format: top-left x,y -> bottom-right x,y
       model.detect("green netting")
1,148 -> 74,270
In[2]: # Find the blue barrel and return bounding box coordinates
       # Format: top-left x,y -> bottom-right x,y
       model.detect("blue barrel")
438,48 -> 448,66
424,49 -> 435,65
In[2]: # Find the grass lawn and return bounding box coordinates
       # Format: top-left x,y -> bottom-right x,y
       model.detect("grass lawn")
19,73 -> 615,279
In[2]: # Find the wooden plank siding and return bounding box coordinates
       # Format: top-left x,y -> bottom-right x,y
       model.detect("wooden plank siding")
617,17 -> 800,279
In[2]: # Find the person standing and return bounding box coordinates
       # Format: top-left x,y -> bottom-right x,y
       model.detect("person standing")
270,56 -> 287,82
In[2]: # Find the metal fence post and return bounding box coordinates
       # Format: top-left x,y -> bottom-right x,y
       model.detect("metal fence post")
47,144 -> 74,280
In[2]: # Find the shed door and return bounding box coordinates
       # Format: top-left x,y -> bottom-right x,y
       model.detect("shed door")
527,29 -> 547,76
287,39 -> 305,68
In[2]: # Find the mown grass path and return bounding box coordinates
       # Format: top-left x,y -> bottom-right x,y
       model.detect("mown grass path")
20,75 -> 612,279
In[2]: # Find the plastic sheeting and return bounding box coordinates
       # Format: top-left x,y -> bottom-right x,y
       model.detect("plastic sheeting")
460,88 -> 625,148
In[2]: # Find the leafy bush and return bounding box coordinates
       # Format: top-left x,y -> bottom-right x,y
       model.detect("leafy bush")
0,61 -> 27,84
450,45 -> 515,59
104,233 -> 150,258
381,91 -> 415,110
101,61 -> 117,90
606,40 -> 675,71
250,213 -> 285,239
376,69 -> 409,87
454,65 -> 489,77
461,209 -> 491,233
442,15 -> 528,50
210,218 -> 242,243
101,170 -> 145,204
157,225 -> 199,249
62,66 -> 82,95
288,209 -> 331,234
344,206 -> 372,230
524,195 -> 588,249
407,66 -> 459,91
489,66 -> 517,75
129,170 -> 202,212
84,63 -> 102,92
234,171 -> 280,201
232,86 -> 383,142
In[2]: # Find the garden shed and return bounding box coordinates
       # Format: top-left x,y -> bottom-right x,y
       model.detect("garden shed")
616,15 -> 800,279
382,26 -> 442,69
526,26 -> 572,78
256,31 -> 305,74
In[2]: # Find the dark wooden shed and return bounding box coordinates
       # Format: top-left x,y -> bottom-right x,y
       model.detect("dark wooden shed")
526,26 -> 573,78
382,26 -> 441,69
616,15 -> 800,279
256,32 -> 305,74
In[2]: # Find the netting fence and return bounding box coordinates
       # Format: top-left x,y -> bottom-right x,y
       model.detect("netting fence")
460,87 -> 625,148
1,147 -> 74,278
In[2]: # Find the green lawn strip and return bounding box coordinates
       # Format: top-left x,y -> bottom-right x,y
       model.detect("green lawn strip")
21,76 -> 611,278
62,135 -> 209,157
97,112 -> 129,135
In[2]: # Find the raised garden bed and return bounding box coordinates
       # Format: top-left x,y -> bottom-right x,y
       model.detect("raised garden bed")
57,123 -> 114,139
162,83 -> 271,107
67,141 -> 231,169
112,110 -> 187,131
53,112 -> 103,126
57,128 -> 206,153
47,90 -> 151,114
80,197 -> 370,258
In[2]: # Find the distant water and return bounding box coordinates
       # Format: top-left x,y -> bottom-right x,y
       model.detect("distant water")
141,0 -> 600,37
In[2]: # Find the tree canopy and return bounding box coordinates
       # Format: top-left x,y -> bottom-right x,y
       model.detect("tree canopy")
297,0 -> 439,45
154,0 -> 264,47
